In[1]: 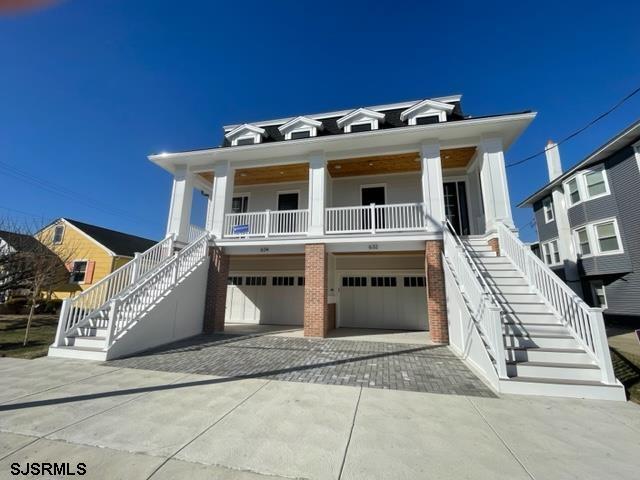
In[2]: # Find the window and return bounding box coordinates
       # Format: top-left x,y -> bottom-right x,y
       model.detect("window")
53,225 -> 64,244
290,130 -> 311,140
595,221 -> 621,253
567,178 -> 581,205
228,276 -> 243,286
371,276 -> 397,287
585,170 -> 607,197
350,123 -> 372,133
415,115 -> 440,125
342,277 -> 367,287
590,280 -> 607,309
272,276 -> 295,286
236,137 -> 255,146
403,276 -> 425,287
542,240 -> 561,266
245,276 -> 266,286
564,168 -> 610,206
575,227 -> 591,256
232,195 -> 249,213
70,261 -> 87,283
542,197 -> 554,223
297,276 -> 305,286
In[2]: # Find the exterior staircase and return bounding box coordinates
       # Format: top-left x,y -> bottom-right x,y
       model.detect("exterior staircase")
48,229 -> 210,361
444,221 -> 625,401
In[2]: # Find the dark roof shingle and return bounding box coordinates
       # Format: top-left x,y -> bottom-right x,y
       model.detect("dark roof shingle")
64,219 -> 157,257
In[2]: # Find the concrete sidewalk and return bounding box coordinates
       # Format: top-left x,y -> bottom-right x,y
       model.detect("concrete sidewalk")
0,357 -> 639,480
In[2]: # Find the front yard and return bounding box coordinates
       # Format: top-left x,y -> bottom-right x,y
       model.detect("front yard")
0,314 -> 58,359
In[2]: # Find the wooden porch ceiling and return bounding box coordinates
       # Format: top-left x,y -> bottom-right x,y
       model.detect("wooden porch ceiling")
196,147 -> 476,185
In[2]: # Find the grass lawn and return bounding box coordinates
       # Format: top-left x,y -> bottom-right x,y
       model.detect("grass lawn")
608,325 -> 640,404
0,314 -> 58,359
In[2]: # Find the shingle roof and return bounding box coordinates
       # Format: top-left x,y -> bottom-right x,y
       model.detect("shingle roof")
64,219 -> 157,257
0,230 -> 48,254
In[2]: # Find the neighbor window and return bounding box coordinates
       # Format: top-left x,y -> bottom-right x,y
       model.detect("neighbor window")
595,221 -> 621,253
573,219 -> 623,257
53,225 -> 64,244
542,240 -> 561,266
585,170 -> 607,197
564,169 -> 610,206
590,280 -> 608,309
70,261 -> 87,283
567,178 -> 581,205
542,197 -> 554,223
575,227 -> 591,256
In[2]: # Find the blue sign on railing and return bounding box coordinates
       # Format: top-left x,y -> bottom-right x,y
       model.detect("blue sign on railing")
232,224 -> 250,235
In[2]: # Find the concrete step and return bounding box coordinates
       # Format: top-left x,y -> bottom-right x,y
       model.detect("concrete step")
498,377 -> 626,401
503,323 -> 568,336
504,333 -> 579,349
70,336 -> 106,349
505,347 -> 593,364
507,361 -> 602,382
48,345 -> 107,361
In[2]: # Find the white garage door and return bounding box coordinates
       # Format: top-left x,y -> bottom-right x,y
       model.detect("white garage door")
339,273 -> 428,330
225,273 -> 304,325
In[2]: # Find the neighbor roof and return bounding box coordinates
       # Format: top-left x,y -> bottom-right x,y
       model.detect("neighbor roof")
63,219 -> 157,257
0,230 -> 48,254
518,119 -> 640,207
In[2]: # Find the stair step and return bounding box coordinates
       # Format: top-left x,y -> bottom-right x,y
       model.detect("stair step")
479,269 -> 521,277
48,345 -> 107,361
485,277 -> 529,286
490,284 -> 532,294
505,347 -> 592,364
498,376 -> 626,401
465,245 -> 493,252
475,257 -> 513,265
503,302 -> 551,314
504,333 -> 579,349
70,336 -> 106,348
494,292 -> 542,303
469,251 -> 497,258
503,312 -> 560,324
507,360 -> 601,382
503,323 -> 567,336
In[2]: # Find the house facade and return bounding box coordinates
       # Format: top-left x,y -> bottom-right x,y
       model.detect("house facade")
520,120 -> 640,324
48,96 -> 625,401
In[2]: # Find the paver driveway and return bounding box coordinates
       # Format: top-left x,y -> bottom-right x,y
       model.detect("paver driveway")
105,332 -> 493,397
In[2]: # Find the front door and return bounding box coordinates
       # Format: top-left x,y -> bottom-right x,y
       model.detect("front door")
277,192 -> 299,233
361,186 -> 385,230
443,181 -> 470,235
277,192 -> 298,211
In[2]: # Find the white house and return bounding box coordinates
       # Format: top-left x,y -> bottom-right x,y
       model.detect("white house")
48,95 -> 625,401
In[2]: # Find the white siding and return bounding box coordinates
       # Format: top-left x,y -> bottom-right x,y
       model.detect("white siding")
233,182 -> 309,212
330,173 -> 422,207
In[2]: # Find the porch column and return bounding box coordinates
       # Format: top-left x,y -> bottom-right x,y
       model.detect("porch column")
304,243 -> 328,337
479,137 -> 514,232
308,152 -> 327,236
203,246 -> 229,333
425,240 -> 448,344
420,142 -> 446,232
208,162 -> 235,239
166,165 -> 194,243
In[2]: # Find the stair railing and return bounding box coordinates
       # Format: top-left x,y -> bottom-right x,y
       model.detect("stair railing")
443,220 -> 507,378
54,234 -> 175,345
104,231 -> 210,348
495,221 -> 616,384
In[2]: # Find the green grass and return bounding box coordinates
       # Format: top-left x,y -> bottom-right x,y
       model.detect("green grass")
0,314 -> 58,359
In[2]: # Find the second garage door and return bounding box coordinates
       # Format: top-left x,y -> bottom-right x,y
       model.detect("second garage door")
338,273 -> 428,330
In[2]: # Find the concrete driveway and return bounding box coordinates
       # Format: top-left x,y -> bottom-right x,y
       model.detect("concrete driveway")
0,356 -> 639,480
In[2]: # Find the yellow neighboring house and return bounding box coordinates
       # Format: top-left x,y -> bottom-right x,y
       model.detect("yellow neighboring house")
38,218 -> 157,299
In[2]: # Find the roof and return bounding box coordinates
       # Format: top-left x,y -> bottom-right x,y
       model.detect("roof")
0,230 -> 48,254
519,119 -> 640,207
63,219 -> 157,257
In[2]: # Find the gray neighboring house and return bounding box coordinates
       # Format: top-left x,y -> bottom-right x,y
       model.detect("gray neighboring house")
519,119 -> 640,324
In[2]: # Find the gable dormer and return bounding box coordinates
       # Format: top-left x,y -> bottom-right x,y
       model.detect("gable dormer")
225,124 -> 267,146
278,116 -> 323,140
336,108 -> 385,133
400,99 -> 454,125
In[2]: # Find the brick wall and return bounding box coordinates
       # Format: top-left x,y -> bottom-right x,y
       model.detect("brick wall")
488,237 -> 500,256
304,243 -> 328,337
425,240 -> 448,344
203,246 -> 229,333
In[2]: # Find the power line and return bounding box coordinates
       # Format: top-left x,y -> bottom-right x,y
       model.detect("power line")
507,84 -> 640,168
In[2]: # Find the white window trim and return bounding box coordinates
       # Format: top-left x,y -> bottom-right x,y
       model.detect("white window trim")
69,259 -> 89,285
572,217 -> 624,258
399,98 -> 453,125
563,166 -> 611,207
52,225 -> 65,245
590,280 -> 608,309
337,108 -> 385,133
541,238 -> 562,267
542,197 -> 554,223
225,124 -> 266,146
633,140 -> 640,175
278,116 -> 322,140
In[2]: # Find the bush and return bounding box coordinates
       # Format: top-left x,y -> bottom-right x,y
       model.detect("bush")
37,299 -> 63,314
5,297 -> 28,314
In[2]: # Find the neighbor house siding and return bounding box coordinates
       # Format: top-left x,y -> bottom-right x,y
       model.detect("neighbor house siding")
533,194 -> 558,242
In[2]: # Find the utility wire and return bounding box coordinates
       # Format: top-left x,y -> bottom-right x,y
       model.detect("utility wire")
507,84 -> 640,168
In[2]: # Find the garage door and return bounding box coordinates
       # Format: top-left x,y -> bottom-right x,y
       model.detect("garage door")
338,273 -> 428,330
225,273 -> 304,325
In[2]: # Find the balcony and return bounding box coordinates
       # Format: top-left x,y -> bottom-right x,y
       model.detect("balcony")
221,203 -> 426,239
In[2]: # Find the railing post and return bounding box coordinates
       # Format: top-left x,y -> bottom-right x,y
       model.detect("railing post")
491,307 -> 508,379
54,299 -> 70,346
167,234 -> 175,257
171,258 -> 179,284
265,210 -> 271,238
104,297 -> 120,350
370,203 -> 376,234
589,308 -> 617,385
131,252 -> 141,283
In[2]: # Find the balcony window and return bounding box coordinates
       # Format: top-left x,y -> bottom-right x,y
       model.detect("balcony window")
232,195 -> 249,213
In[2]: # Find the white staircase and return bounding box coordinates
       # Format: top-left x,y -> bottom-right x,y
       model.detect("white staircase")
444,221 -> 625,401
49,231 -> 210,361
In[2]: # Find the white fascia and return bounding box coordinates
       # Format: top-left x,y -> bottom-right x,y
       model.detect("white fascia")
278,116 -> 323,139
225,124 -> 267,146
400,99 -> 455,124
337,108 -> 386,132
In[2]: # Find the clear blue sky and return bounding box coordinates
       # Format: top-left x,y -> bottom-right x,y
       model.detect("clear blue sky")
1,0 -> 638,242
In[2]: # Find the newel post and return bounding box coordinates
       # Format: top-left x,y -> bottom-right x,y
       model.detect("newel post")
589,308 -> 617,385
131,252 -> 141,283
54,299 -> 70,346
105,298 -> 120,349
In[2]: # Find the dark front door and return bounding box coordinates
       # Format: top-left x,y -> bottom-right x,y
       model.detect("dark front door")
443,181 -> 470,235
361,186 -> 385,230
277,192 -> 299,233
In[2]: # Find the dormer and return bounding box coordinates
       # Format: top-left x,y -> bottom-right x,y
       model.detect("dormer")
225,124 -> 267,146
278,116 -> 323,140
400,99 -> 454,125
337,108 -> 385,133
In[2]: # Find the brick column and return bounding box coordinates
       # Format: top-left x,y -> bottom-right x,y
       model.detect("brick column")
203,246 -> 229,333
425,240 -> 448,344
304,243 -> 328,337
488,237 -> 500,256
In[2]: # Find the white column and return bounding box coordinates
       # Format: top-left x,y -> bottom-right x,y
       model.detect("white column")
479,137 -> 514,232
166,165 -> 194,243
308,152 -> 327,236
208,162 -> 235,239
420,142 -> 445,232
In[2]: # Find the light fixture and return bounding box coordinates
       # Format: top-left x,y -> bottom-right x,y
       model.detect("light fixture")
334,165 -> 342,170
280,171 -> 284,175
240,172 -> 247,177
444,155 -> 450,159
368,162 -> 374,167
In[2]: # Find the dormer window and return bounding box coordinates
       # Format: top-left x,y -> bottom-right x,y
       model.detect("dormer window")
225,124 -> 267,146
337,108 -> 385,133
278,116 -> 323,140
400,99 -> 454,125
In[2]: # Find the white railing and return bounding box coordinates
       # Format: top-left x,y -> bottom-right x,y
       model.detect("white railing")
105,232 -> 210,347
223,209 -> 309,238
55,235 -> 175,342
443,220 -> 507,378
325,203 -> 426,234
187,224 -> 207,242
496,221 -> 617,384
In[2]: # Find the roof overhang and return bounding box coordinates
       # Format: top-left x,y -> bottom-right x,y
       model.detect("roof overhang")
518,118 -> 640,207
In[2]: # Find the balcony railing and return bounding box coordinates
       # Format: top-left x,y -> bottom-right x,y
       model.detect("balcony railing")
325,203 -> 426,234
223,209 -> 309,238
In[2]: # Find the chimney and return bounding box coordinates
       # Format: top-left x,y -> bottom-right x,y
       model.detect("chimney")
545,140 -> 563,181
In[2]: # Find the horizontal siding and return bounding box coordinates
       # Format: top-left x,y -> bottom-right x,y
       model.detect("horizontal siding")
579,254 -> 632,276
533,195 -> 558,242
567,188 -> 619,227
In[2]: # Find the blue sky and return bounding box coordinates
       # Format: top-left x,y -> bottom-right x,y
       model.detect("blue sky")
1,0 -> 638,242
